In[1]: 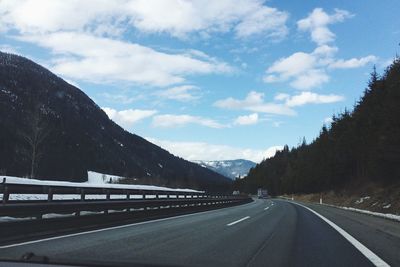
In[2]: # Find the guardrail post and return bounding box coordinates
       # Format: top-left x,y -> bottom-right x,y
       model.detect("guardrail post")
106,190 -> 110,201
80,189 -> 85,201
125,191 -> 131,212
2,185 -> 9,204
47,187 -> 53,202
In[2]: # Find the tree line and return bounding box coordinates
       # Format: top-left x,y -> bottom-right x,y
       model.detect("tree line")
235,58 -> 400,195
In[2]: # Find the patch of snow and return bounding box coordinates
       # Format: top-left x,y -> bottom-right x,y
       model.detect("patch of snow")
0,175 -> 202,193
158,163 -> 163,168
355,196 -> 370,204
340,206 -> 399,221
383,204 -> 391,209
0,216 -> 35,222
87,171 -> 125,184
321,202 -> 400,222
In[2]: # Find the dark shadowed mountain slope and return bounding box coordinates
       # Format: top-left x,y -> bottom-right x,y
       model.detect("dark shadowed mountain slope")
0,51 -> 231,192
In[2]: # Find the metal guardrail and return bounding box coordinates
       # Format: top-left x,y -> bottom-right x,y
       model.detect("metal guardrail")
0,179 -> 250,219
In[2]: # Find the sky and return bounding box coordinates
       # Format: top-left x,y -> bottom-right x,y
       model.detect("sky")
1,0 -> 399,163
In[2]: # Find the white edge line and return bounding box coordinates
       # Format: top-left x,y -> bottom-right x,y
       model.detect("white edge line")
227,216 -> 250,226
291,201 -> 390,267
0,201 -> 256,249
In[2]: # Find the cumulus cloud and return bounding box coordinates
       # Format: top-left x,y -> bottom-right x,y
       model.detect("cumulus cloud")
0,44 -> 19,54
274,93 -> 290,101
103,107 -> 157,128
264,48 -> 330,89
214,91 -> 296,116
282,92 -> 344,107
16,32 -> 231,86
264,45 -> 377,90
152,114 -> 226,129
234,113 -> 259,125
324,117 -> 333,124
0,0 -> 288,40
328,55 -> 377,69
155,85 -> 201,102
234,5 -> 288,39
263,8 -> 375,90
100,93 -> 141,104
146,137 -> 283,162
297,8 -> 353,45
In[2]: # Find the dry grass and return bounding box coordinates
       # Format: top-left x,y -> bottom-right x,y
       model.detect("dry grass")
282,182 -> 400,215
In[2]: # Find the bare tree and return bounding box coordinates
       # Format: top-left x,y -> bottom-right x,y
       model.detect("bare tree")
19,106 -> 51,178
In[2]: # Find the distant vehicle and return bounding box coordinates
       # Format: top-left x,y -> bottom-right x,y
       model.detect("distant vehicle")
232,190 -> 240,195
257,188 -> 268,199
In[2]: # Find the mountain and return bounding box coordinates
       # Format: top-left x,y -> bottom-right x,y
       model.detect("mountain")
0,51 -> 231,192
236,59 -> 400,195
193,159 -> 256,179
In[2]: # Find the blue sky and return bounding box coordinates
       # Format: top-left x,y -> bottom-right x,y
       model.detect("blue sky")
1,0 -> 399,162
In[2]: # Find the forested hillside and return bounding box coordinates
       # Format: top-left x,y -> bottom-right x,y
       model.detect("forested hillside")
235,58 -> 400,195
0,52 -> 232,192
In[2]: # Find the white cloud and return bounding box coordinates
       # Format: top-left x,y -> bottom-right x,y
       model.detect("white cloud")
0,44 -> 19,54
152,114 -> 226,129
264,47 -> 331,89
156,85 -> 201,102
234,5 -> 288,39
16,32 -> 231,86
274,93 -> 290,101
234,113 -> 259,125
146,137 -> 283,162
264,45 -> 376,90
283,92 -> 344,107
0,0 -> 288,40
214,91 -> 296,116
324,117 -> 333,124
289,69 -> 330,89
103,107 -> 157,128
297,8 -> 353,45
101,93 -> 141,104
263,8 -> 374,90
329,55 -> 377,69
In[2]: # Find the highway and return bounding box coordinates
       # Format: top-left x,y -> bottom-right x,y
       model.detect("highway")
0,199 -> 399,267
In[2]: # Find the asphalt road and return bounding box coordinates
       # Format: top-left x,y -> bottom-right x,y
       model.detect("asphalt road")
0,199 -> 398,267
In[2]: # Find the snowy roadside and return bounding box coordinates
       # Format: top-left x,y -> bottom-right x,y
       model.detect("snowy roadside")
321,203 -> 400,222
1,172 -> 202,193
278,196 -> 400,222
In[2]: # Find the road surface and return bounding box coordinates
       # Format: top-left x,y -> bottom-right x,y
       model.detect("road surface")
0,199 -> 399,267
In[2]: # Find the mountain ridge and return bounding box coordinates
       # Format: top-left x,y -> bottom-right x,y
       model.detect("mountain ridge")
193,159 -> 256,179
0,51 -> 231,192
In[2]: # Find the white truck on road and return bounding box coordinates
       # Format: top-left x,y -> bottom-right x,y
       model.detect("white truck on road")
257,188 -> 268,199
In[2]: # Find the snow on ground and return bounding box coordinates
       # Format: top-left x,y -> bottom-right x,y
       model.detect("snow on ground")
340,206 -> 400,222
354,196 -> 370,204
87,171 -> 126,184
279,196 -> 400,222
0,172 -> 202,202
0,173 -> 204,222
320,202 -> 400,222
1,173 -> 202,193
